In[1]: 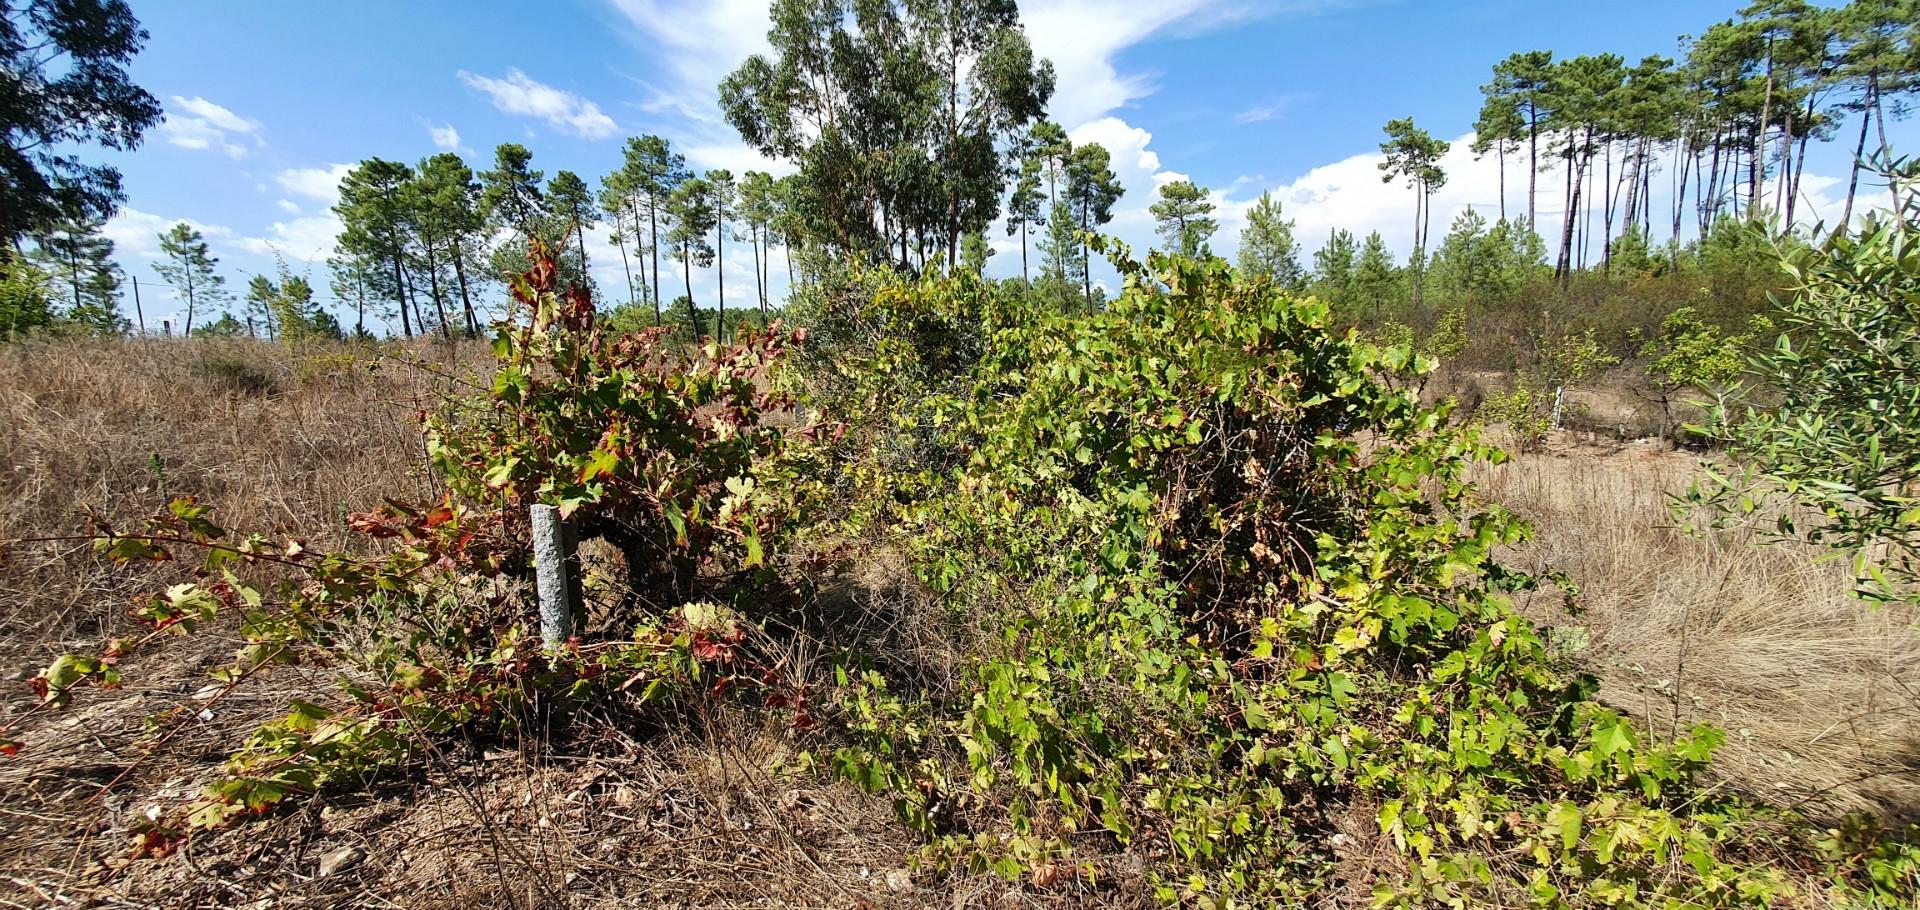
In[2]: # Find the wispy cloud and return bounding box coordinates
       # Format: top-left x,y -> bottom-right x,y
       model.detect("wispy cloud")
1233,93 -> 1311,125
159,96 -> 263,158
458,68 -> 617,139
428,122 -> 462,151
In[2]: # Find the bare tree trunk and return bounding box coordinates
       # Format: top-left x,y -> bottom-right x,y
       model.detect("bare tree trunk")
1527,108 -> 1539,229
1754,37 -> 1775,217
453,238 -> 478,335
1843,101 -> 1872,227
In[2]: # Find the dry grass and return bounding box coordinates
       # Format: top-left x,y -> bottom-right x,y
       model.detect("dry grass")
0,337 -> 1143,909
1478,433 -> 1920,824
0,336 -> 448,659
4,338 -> 1918,906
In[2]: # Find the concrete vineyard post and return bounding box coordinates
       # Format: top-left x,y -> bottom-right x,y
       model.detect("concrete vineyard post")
530,504 -> 580,648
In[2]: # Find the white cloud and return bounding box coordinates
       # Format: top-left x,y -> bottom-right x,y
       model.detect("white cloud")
1021,0 -> 1246,127
680,141 -> 793,176
103,208 -> 235,261
605,0 -> 771,124
237,214 -> 345,264
158,95 -> 262,158
273,163 -> 353,202
458,68 -> 618,139
429,122 -> 462,151
276,199 -> 302,215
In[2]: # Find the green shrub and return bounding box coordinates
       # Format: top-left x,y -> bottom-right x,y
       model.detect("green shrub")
810,244 -> 1847,907
1688,161 -> 1920,604
191,349 -> 280,395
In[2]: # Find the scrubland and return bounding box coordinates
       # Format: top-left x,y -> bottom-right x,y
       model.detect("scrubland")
0,335 -> 1913,908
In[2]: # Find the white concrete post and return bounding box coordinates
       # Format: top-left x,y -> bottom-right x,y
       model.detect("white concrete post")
530,504 -> 578,648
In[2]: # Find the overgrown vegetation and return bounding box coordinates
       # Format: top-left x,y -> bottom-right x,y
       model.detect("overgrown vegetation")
5,0 -> 1920,906
7,224 -> 1919,905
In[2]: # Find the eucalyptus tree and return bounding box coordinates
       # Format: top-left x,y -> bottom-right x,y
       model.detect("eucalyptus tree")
1064,143 -> 1122,305
335,158 -> 420,335
154,222 -> 228,336
720,0 -> 1054,269
1150,180 -> 1217,258
0,0 -> 162,249
665,176 -> 716,338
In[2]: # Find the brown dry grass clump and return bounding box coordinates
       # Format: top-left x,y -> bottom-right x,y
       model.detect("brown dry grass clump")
1479,434 -> 1920,824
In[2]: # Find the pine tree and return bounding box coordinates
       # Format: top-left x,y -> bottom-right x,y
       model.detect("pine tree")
1035,201 -> 1083,312
735,171 -> 779,320
1379,117 -> 1449,311
154,223 -> 227,336
0,0 -> 161,246
479,143 -> 545,238
1065,144 -> 1122,306
547,170 -> 596,277
334,158 -> 420,336
30,215 -> 124,335
1353,231 -> 1399,322
413,153 -> 486,335
1312,228 -> 1357,308
1150,180 -> 1217,258
707,169 -> 736,337
611,135 -> 689,324
1236,192 -> 1304,288
666,177 -> 716,338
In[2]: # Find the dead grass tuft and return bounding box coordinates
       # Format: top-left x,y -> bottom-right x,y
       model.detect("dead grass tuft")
1479,433 -> 1920,824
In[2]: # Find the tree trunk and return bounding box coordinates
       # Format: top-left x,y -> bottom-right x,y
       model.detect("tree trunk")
649,198 -> 664,325
715,209 -> 726,341
1556,147 -> 1576,278
1020,220 -> 1029,282
575,215 -> 589,278
1843,101 -> 1872,227
682,243 -> 699,338
182,257 -> 197,336
389,241 -> 411,338
1602,140 -> 1615,275
423,231 -> 450,338
1754,37 -> 1775,218
1497,140 -> 1507,223
452,238 -> 479,335
1873,74 -> 1899,208
614,225 -> 637,317
1527,107 -> 1539,229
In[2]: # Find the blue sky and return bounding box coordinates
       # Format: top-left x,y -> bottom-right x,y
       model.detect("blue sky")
97,0 -> 1917,332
